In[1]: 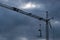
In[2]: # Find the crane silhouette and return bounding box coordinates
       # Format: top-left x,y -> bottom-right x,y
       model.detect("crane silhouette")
0,3 -> 54,40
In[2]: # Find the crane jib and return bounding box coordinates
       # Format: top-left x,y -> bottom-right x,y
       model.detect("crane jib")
0,3 -> 45,21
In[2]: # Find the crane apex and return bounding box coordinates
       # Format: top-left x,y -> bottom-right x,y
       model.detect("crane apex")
46,11 -> 48,13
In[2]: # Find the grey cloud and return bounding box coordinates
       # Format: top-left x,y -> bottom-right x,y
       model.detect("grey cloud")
0,0 -> 60,40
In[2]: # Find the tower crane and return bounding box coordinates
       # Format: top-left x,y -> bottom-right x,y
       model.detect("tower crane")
0,3 -> 54,40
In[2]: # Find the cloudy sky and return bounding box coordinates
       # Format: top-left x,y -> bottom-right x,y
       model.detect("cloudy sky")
0,0 -> 60,40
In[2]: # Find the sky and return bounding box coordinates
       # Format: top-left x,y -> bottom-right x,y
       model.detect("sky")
0,0 -> 60,40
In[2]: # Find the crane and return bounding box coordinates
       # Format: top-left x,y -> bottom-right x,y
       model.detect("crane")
0,3 -> 54,40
